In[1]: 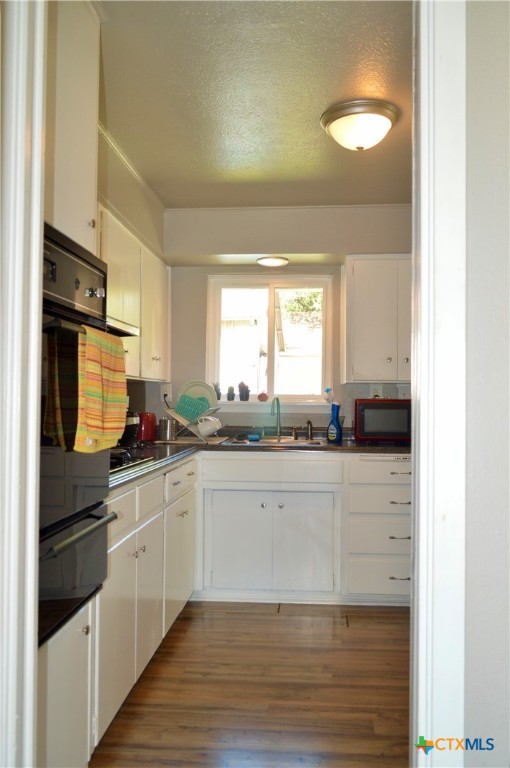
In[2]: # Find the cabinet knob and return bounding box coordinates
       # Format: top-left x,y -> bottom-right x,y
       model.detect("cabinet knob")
186,471 -> 195,477
261,503 -> 267,508
82,625 -> 91,636
386,357 -> 393,363
403,357 -> 410,363
278,503 -> 284,509
88,218 -> 96,229
138,545 -> 146,555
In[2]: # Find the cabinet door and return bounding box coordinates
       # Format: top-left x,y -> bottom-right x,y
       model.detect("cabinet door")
210,490 -> 272,589
44,2 -> 99,252
351,259 -> 399,381
164,489 -> 195,634
140,247 -> 169,381
37,603 -> 92,768
135,513 -> 164,677
95,534 -> 137,743
273,492 -> 334,592
98,206 -> 141,333
397,259 -> 412,380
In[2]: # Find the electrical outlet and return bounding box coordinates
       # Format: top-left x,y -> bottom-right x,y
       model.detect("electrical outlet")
369,384 -> 383,398
160,383 -> 172,404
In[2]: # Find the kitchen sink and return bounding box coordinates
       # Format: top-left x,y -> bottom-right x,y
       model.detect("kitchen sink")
226,436 -> 327,447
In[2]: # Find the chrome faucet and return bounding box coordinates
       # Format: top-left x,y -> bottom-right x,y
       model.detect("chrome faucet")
306,419 -> 314,441
271,396 -> 282,437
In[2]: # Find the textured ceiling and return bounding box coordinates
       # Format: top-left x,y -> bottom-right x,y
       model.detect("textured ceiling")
99,1 -> 413,210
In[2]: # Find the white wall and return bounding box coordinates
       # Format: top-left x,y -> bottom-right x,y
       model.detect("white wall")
465,2 -> 509,763
164,204 -> 411,260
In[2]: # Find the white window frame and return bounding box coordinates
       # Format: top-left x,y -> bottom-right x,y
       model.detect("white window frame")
206,274 -> 333,402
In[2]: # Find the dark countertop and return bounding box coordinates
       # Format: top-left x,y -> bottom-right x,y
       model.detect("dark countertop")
109,438 -> 411,490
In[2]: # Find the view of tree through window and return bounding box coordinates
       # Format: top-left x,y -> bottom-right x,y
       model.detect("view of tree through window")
218,285 -> 325,397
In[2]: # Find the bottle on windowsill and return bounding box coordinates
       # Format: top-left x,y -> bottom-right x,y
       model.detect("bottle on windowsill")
327,402 -> 343,445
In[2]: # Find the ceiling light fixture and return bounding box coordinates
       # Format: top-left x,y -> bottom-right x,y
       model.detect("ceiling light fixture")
320,99 -> 400,151
256,256 -> 289,268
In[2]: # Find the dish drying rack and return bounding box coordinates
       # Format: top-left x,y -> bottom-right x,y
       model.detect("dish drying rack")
164,406 -> 222,443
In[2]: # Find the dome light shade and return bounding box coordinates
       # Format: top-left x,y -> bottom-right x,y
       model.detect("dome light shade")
257,256 -> 289,267
320,99 -> 400,151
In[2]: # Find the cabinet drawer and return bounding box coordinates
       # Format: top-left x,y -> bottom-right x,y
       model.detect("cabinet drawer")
106,489 -> 136,546
349,487 -> 412,514
349,459 -> 412,484
201,457 -> 342,485
137,474 -> 164,520
165,460 -> 196,505
349,516 -> 411,555
348,557 -> 411,595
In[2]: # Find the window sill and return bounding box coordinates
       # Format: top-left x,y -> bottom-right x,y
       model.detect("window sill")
216,400 -> 330,415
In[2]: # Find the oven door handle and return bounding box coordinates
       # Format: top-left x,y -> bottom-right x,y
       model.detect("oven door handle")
39,511 -> 117,561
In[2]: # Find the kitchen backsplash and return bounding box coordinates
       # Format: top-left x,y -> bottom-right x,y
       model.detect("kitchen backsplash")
127,379 -> 408,430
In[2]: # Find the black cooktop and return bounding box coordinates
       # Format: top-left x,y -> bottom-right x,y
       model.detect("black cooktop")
110,447 -> 155,473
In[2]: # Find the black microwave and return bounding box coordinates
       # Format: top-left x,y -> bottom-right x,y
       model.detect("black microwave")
354,398 -> 411,444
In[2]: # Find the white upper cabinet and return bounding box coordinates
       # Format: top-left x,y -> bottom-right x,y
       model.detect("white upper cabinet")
98,206 -> 141,336
44,1 -> 100,252
343,255 -> 411,382
140,247 -> 170,381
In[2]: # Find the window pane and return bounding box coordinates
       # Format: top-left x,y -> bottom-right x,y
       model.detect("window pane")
219,288 -> 268,394
274,288 -> 323,396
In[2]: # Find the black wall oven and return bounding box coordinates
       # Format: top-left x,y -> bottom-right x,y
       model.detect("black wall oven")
39,225 -> 116,646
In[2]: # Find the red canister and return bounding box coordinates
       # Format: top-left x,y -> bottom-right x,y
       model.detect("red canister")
137,412 -> 156,442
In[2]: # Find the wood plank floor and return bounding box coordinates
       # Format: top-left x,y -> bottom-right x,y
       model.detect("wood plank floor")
90,602 -> 410,767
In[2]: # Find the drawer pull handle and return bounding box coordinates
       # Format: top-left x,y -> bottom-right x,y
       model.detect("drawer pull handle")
389,576 -> 411,581
82,625 -> 91,636
390,471 -> 412,475
186,471 -> 195,477
389,535 -> 411,540
172,480 -> 181,486
389,500 -> 412,505
137,545 -> 146,555
178,509 -> 188,518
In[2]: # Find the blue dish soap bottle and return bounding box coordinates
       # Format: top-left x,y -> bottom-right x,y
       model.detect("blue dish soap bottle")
327,402 -> 343,444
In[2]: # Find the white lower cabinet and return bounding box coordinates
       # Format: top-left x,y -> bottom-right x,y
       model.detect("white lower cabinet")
95,511 -> 164,743
164,488 -> 196,633
205,487 -> 336,596
95,458 -> 196,747
345,457 -> 412,601
95,532 -> 137,742
210,490 -> 273,590
37,602 -> 93,768
273,492 -> 334,592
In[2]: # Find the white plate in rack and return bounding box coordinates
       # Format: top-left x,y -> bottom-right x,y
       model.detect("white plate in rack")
177,380 -> 218,408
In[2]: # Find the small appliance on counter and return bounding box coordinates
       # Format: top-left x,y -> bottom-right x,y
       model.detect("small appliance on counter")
137,411 -> 156,442
119,411 -> 140,447
354,398 -> 411,444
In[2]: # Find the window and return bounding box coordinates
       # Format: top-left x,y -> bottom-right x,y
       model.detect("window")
207,275 -> 332,400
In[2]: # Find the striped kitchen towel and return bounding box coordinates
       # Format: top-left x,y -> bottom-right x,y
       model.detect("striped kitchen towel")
74,326 -> 127,453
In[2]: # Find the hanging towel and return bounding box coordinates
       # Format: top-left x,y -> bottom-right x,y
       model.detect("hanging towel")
74,326 -> 127,453
43,328 -> 79,451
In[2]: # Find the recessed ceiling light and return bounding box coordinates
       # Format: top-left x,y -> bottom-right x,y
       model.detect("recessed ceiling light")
320,99 -> 400,151
256,256 -> 289,268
